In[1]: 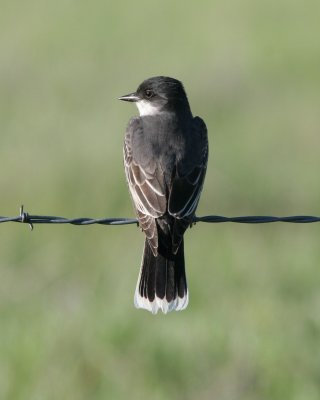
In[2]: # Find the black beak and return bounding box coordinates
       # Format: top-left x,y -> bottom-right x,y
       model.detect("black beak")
118,92 -> 140,102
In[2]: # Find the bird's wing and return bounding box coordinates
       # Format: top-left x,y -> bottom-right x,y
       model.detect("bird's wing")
124,118 -> 167,254
168,116 -> 208,219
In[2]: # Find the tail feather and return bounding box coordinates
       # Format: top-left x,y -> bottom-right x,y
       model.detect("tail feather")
134,239 -> 188,314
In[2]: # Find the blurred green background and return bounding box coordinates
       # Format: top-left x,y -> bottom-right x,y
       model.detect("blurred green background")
1,0 -> 320,399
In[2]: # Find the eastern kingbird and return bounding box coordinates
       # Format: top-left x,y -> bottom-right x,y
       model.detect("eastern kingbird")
119,76 -> 208,314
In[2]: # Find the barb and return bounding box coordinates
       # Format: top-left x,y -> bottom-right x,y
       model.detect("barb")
0,206 -> 320,230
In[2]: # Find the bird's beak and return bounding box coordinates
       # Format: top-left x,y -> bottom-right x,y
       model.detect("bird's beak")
118,92 -> 140,102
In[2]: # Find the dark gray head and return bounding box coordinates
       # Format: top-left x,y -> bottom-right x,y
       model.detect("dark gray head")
119,76 -> 191,116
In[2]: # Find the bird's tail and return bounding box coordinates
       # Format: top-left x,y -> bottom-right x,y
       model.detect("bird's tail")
134,238 -> 188,314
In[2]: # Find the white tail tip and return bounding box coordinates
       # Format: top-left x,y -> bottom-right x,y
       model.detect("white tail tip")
134,289 -> 189,314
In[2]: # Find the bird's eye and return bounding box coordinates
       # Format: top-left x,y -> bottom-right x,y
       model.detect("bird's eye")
145,89 -> 154,99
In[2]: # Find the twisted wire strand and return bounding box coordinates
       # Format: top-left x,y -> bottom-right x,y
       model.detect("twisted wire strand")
0,206 -> 319,231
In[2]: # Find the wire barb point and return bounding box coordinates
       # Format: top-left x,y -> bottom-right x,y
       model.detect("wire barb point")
20,205 -> 34,231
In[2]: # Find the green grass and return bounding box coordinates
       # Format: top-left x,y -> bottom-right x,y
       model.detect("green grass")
1,0 -> 320,399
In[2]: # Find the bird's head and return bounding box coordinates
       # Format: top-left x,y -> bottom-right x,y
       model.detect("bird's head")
119,76 -> 191,116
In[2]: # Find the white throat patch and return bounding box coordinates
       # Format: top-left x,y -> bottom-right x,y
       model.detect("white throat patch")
136,100 -> 160,116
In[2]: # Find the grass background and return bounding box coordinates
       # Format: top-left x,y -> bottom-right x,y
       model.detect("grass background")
1,0 -> 320,399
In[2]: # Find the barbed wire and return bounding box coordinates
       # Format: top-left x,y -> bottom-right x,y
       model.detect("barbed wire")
0,206 -> 319,231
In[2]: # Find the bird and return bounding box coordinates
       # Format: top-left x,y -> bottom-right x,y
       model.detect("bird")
119,76 -> 208,314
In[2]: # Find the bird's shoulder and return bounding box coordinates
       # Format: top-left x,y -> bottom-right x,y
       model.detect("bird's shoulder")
192,115 -> 208,160
124,116 -> 142,155
192,116 -> 208,140
125,116 -> 142,137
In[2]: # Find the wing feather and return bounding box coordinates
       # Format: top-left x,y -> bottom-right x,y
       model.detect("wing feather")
168,116 -> 208,218
123,118 -> 167,255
